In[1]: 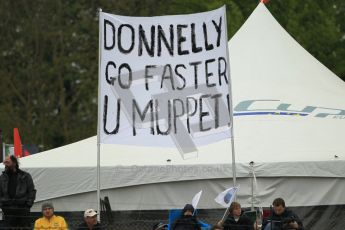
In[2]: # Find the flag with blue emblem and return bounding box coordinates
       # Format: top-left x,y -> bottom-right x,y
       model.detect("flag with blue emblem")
214,186 -> 239,208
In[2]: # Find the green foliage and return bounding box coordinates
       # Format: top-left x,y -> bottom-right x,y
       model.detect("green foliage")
0,0 -> 99,148
0,0 -> 344,150
267,0 -> 345,81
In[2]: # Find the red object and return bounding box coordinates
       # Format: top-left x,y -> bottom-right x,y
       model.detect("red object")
13,128 -> 23,158
263,209 -> 271,218
23,149 -> 30,157
261,0 -> 270,4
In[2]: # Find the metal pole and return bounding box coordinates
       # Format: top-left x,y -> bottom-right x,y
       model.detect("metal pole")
223,5 -> 237,188
250,161 -> 254,210
230,128 -> 236,187
97,7 -> 103,222
0,129 -> 3,162
220,205 -> 231,223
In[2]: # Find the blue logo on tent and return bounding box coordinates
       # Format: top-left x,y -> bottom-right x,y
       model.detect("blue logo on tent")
224,191 -> 233,204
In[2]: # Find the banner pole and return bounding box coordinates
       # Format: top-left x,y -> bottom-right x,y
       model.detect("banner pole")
97,7 -> 103,222
0,129 -> 3,162
223,5 -> 237,189
220,206 -> 231,223
250,162 -> 254,210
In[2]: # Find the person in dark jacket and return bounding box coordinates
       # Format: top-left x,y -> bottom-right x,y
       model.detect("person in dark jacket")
76,208 -> 105,230
222,202 -> 253,230
0,155 -> 36,229
171,204 -> 201,230
262,198 -> 304,230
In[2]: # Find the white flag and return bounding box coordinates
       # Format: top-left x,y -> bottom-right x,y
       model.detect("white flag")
215,186 -> 239,208
192,190 -> 203,211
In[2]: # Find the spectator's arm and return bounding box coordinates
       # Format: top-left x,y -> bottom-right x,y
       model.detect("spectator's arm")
61,218 -> 68,230
26,173 -> 36,207
217,220 -> 224,226
0,183 -> 3,208
261,218 -> 269,229
297,220 -> 304,230
291,213 -> 304,230
33,219 -> 40,230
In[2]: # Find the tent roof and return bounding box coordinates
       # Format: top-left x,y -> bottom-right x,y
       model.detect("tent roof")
228,3 -> 345,165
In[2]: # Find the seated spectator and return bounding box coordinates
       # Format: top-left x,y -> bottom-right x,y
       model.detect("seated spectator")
222,202 -> 253,230
171,204 -> 201,230
76,209 -> 104,230
262,198 -> 304,230
34,202 -> 68,230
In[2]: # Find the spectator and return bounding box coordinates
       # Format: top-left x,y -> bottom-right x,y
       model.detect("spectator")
171,204 -> 201,230
34,202 -> 68,229
0,155 -> 36,229
222,202 -> 253,230
77,208 -> 104,230
152,222 -> 168,230
263,198 -> 304,230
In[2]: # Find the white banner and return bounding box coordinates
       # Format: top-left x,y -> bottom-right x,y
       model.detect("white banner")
99,7 -> 231,154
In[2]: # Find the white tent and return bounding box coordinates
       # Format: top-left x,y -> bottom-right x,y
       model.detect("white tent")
15,3 -> 345,227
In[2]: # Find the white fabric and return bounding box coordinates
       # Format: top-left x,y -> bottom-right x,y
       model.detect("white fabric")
7,3 -> 345,212
192,190 -> 203,210
99,7 -> 232,150
30,177 -> 345,211
229,3 -> 345,165
214,186 -> 238,208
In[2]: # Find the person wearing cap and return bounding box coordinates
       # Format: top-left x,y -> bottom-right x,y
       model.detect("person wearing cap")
76,208 -> 104,230
171,204 -> 201,230
34,202 -> 68,230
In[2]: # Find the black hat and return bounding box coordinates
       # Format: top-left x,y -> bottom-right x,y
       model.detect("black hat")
182,204 -> 195,213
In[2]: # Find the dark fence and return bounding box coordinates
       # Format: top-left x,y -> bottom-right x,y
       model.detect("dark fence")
1,204 -> 345,229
